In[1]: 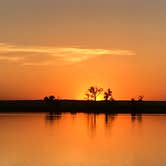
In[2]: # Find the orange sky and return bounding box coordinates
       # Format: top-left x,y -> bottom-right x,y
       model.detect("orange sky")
0,0 -> 166,100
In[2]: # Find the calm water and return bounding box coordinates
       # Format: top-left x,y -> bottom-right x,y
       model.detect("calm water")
0,113 -> 166,166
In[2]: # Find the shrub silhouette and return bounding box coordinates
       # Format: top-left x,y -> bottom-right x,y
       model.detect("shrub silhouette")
131,96 -> 144,102
104,88 -> 112,101
138,95 -> 144,101
44,95 -> 56,102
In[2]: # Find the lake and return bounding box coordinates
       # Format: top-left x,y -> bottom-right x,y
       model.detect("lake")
0,113 -> 166,166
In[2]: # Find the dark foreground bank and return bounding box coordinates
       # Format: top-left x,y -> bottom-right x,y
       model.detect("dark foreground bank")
0,100 -> 166,114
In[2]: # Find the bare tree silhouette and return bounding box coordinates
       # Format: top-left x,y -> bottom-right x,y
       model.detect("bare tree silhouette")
104,88 -> 112,101
86,86 -> 103,101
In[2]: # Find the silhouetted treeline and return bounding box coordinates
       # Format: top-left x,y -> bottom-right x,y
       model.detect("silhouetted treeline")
0,100 -> 166,113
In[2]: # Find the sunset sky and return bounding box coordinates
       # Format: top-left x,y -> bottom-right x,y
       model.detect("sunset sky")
0,0 -> 166,100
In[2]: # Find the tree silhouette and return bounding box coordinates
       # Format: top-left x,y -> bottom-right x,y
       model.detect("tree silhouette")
138,95 -> 144,101
85,93 -> 90,100
44,95 -> 56,102
44,96 -> 49,102
104,88 -> 112,101
49,95 -> 55,101
86,86 -> 103,101
131,96 -> 144,102
131,98 -> 135,102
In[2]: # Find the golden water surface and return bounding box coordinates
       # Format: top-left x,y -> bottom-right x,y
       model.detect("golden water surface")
0,113 -> 166,166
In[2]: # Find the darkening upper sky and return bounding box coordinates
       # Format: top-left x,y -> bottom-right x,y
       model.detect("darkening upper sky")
0,0 -> 166,100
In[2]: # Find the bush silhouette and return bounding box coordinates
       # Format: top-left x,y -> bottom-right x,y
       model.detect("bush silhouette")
44,95 -> 56,102
104,88 -> 112,101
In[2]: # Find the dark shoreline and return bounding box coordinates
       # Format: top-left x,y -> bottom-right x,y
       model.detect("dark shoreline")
0,100 -> 166,114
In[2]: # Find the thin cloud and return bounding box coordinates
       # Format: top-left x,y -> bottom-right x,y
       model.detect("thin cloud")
0,43 -> 136,66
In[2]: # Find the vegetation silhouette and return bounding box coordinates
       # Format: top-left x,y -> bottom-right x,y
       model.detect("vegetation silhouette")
138,95 -> 144,102
86,86 -> 103,101
0,86 -> 166,113
85,87 -> 115,101
131,95 -> 144,102
85,93 -> 90,100
44,96 -> 56,103
104,88 -> 113,101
